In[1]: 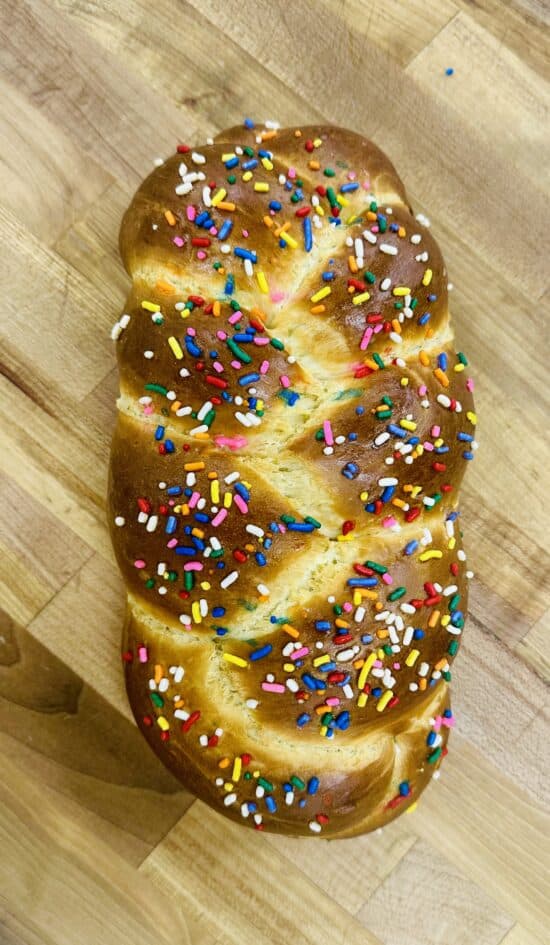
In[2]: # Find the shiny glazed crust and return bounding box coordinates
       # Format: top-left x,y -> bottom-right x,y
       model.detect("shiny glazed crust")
108,122 -> 476,837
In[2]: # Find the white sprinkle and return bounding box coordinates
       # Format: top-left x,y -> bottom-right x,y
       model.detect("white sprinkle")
224,793 -> 237,806
379,477 -> 398,487
354,606 -> 365,622
158,678 -> 169,692
411,233 -> 422,244
179,614 -> 191,626
416,212 -> 431,227
418,662 -> 430,677
246,524 -> 264,538
146,515 -> 158,533
286,678 -> 299,693
139,396 -> 152,405
443,584 -> 458,597
178,162 -> 188,177
224,472 -> 240,484
257,583 -> 269,596
363,230 -> 377,244
400,603 -> 416,615
197,400 -> 213,422
144,350 -> 154,359
403,627 -> 414,646
374,431 -> 391,447
176,405 -> 192,417
137,511 -> 148,524
199,734 -> 208,747
343,683 -> 354,700
221,244 -> 231,254
175,182 -> 192,196
241,803 -> 250,818
174,709 -> 189,721
309,821 -> 322,833
114,516 -> 125,527
202,185 -> 212,207
381,277 -> 392,291
191,151 -> 206,164
246,698 -> 259,709
437,394 -> 452,408
220,570 -> 239,590
190,424 -> 208,435
285,791 -> 294,806
380,243 -> 398,255
172,666 -> 185,684
153,157 -> 164,167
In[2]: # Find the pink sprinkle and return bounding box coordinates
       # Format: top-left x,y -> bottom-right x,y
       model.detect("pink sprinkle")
278,523 -> 287,534
138,646 -> 148,663
393,663 -> 401,671
288,167 -> 296,179
230,359 -> 241,370
168,499 -> 175,506
271,290 -> 286,303
211,509 -> 227,527
253,336 -> 270,345
213,361 -> 224,373
214,435 -> 248,450
466,377 -> 474,392
188,491 -> 200,509
372,225 -> 380,233
431,425 -> 441,437
261,682 -> 285,694
143,405 -> 153,415
383,515 -> 397,528
374,323 -> 383,334
419,384 -> 428,396
360,326 -> 373,351
291,647 -> 309,660
228,310 -> 242,324
260,360 -> 270,374
187,326 -> 196,336
343,601 -> 353,613
382,572 -> 393,585
234,494 -> 248,514
134,559 -> 146,569
323,420 -> 334,446
217,330 -> 227,341
187,206 -> 196,221
280,375 -> 290,388
424,442 -> 434,451
242,228 -> 249,238
209,226 -> 218,236
184,562 -> 203,571
374,660 -> 383,668
347,171 -> 356,180
197,250 -> 206,260
326,696 -> 340,706
173,236 -> 184,247
166,539 -> 178,548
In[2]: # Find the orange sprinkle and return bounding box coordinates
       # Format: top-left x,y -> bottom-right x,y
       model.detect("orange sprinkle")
426,327 -> 434,338
419,350 -> 430,366
419,678 -> 427,691
434,368 -> 449,387
218,758 -> 230,769
335,618 -> 350,628
217,201 -> 235,211
428,610 -> 441,628
260,129 -> 277,140
251,307 -> 266,325
154,664 -> 163,684
376,628 -> 389,639
213,300 -> 221,317
366,211 -> 377,221
156,279 -> 175,294
310,304 -> 326,314
308,160 -> 320,170
435,657 -> 447,671
398,226 -> 406,237
391,318 -> 402,333
263,215 -> 274,228
348,255 -> 358,273
170,400 -> 181,413
164,210 -> 176,226
294,129 -> 302,137
282,623 -> 300,639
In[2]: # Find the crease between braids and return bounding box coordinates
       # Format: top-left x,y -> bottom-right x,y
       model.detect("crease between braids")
108,121 -> 477,837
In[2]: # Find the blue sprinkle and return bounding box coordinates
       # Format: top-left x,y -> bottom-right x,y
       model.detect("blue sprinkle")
224,156 -> 239,169
335,711 -> 350,730
413,628 -> 425,640
286,522 -> 315,532
218,220 -> 233,240
404,540 -> 419,555
322,270 -> 335,281
215,626 -> 228,636
224,274 -> 234,295
302,674 -> 317,691
238,372 -> 260,386
242,158 -> 258,170
340,182 -> 359,193
258,149 -> 272,159
175,546 -> 195,556
164,439 -> 175,453
303,216 -> 313,253
297,713 -> 311,727
250,643 -> 273,661
387,423 -> 407,438
356,405 -> 365,415
185,337 -> 202,357
299,798 -> 306,807
427,730 -> 437,746
212,606 -> 225,618
381,485 -> 395,502
399,781 -> 410,796
438,352 -> 448,370
372,687 -> 382,698
444,708 -> 453,718
445,67 -> 454,76
154,425 -> 165,441
194,512 -> 209,523
308,776 -> 319,795
418,312 -> 431,325
315,621 -> 331,632
428,293 -> 437,302
361,633 -> 373,644
347,577 -> 378,588
269,200 -> 282,211
458,432 -> 474,442
255,552 -> 267,567
195,211 -> 209,226
166,486 -> 182,496
244,118 -> 255,128
234,247 -> 257,262
348,432 -> 358,441
234,482 -> 250,501
463,450 -> 474,460
165,516 -> 177,534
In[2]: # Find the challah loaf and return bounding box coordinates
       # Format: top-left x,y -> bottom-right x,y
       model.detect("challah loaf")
109,121 -> 476,838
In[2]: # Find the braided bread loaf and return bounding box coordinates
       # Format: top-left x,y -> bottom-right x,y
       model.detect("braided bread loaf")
109,121 -> 476,838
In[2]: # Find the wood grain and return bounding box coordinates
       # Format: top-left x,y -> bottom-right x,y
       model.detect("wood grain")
0,0 -> 548,943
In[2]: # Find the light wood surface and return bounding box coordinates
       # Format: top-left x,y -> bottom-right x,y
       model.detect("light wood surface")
0,1 -> 549,943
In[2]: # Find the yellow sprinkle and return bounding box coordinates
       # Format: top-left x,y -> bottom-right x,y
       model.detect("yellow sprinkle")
254,182 -> 269,193
320,726 -> 328,736
400,419 -> 417,431
346,214 -> 359,224
200,581 -> 211,591
211,188 -> 227,207
337,533 -> 354,541
434,437 -> 444,448
419,550 -> 443,561
360,589 -> 378,600
242,170 -> 253,181
313,654 -> 331,667
360,491 -> 369,501
315,204 -> 325,217
310,285 -> 331,304
223,652 -> 248,668
313,137 -> 322,148
191,601 -> 202,624
357,691 -> 368,708
448,536 -> 456,550
282,623 -> 299,639
210,480 -> 220,504
405,649 -> 420,667
337,194 -> 349,207
261,157 -> 273,171
164,210 -> 176,226
392,286 -> 410,297
224,782 -> 233,791
377,690 -> 394,712
279,230 -> 298,249
283,662 -> 295,672
257,271 -> 269,293
168,336 -> 183,359
221,153 -> 236,162
353,590 -> 362,606
156,716 -> 169,731
422,268 -> 433,286
353,290 -> 371,305
224,492 -> 232,508
406,802 -> 418,814
232,757 -> 242,781
467,411 -> 477,425
142,300 -> 160,312
358,652 -> 377,690
441,614 -> 451,627
434,368 -> 449,387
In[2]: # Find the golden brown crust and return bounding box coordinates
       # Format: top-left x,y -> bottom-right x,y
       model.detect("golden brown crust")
108,120 -> 476,837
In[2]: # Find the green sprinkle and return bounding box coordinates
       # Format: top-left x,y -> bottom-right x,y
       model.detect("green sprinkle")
150,692 -> 164,708
184,571 -> 194,591
144,383 -> 168,395
383,644 -> 393,656
365,271 -> 376,284
373,352 -> 385,369
410,297 -> 418,309
366,561 -> 387,574
388,586 -> 406,601
226,338 -> 252,363
243,146 -> 254,157
290,775 -> 305,790
333,604 -> 343,616
448,640 -> 459,656
326,186 -> 338,207
280,514 -> 295,524
442,670 -> 452,681
323,167 -> 336,177
449,594 -> 461,612
369,201 -> 378,212
227,174 -> 236,184
321,712 -> 333,726
458,351 -> 468,365
270,337 -> 284,350
427,746 -> 442,764
377,409 -> 392,419
382,395 -> 394,407
315,429 -> 324,441
203,409 -> 216,427
258,777 -> 273,791
145,578 -> 155,589
304,516 -> 322,528
168,571 -> 177,582
230,299 -> 241,311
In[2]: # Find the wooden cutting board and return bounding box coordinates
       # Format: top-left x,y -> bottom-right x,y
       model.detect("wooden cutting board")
0,2 -> 548,944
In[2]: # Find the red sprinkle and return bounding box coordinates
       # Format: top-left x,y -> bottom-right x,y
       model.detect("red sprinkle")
182,710 -> 201,732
